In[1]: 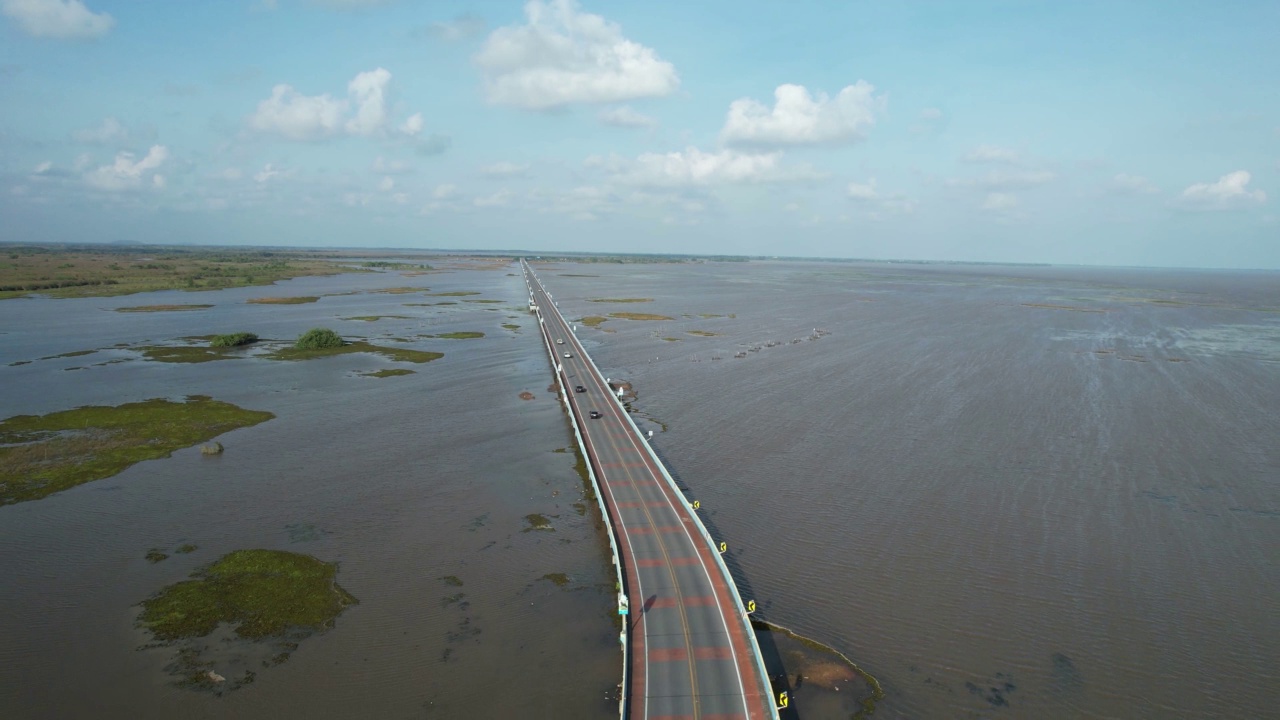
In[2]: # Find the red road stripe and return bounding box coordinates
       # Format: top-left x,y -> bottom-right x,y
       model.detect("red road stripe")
648,646 -> 737,663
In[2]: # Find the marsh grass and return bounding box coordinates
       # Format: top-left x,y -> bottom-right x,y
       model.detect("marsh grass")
0,396 -> 273,506
209,333 -> 257,348
360,369 -> 416,378
610,312 -> 673,321
341,315 -> 411,322
247,296 -> 319,305
138,549 -> 357,642
434,331 -> 485,339
266,340 -> 442,364
580,316 -> 608,327
428,291 -> 480,297
116,304 -> 214,313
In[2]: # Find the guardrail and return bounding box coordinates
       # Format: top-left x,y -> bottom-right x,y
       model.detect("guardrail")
525,262 -> 780,720
524,268 -> 628,720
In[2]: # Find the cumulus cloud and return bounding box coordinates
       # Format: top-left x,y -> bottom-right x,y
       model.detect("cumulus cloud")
479,161 -> 530,178
474,189 -> 512,207
1176,170 -> 1266,210
71,116 -> 129,145
475,0 -> 679,110
720,82 -> 880,147
1112,173 -> 1158,194
963,144 -> 1021,164
248,68 -> 425,142
33,160 -> 52,174
845,178 -> 915,215
591,146 -> 825,188
598,105 -> 656,128
1,0 -> 113,39
981,192 -> 1018,211
82,145 -> 168,191
253,163 -> 286,183
424,13 -> 485,41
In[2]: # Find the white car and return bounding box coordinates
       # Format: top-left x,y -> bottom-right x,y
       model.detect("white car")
563,352 -> 572,358
556,339 -> 564,345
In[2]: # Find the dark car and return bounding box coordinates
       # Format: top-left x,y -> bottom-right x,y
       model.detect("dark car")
589,410 -> 602,419
575,385 -> 586,393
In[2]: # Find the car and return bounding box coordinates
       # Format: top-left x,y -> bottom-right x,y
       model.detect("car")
563,352 -> 572,358
574,385 -> 586,393
556,339 -> 564,345
589,410 -> 602,419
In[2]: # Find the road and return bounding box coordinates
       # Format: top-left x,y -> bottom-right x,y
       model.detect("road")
522,261 -> 776,720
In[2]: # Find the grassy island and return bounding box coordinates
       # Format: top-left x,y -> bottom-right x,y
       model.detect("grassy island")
139,549 -> 357,642
0,396 -> 274,506
610,312 -> 674,321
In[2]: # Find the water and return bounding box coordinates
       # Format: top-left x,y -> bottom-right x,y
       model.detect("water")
544,260 -> 1279,719
0,262 -> 619,719
2,258 -> 1277,718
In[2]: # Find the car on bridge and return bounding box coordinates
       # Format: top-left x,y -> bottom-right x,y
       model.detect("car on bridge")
556,338 -> 564,344
563,352 -> 573,358
589,410 -> 602,419
575,385 -> 586,393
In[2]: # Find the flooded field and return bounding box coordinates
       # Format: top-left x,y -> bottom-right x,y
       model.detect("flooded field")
2,257 -> 1277,718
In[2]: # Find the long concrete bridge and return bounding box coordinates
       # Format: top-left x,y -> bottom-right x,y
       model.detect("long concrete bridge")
522,260 -> 781,720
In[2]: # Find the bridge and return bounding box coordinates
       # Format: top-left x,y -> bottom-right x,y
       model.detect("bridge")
522,260 -> 781,720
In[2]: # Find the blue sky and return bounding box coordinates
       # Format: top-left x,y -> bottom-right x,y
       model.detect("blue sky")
1,0 -> 1277,268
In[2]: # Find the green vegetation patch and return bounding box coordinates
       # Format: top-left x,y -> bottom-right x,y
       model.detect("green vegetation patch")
589,298 -> 653,303
360,368 -> 416,378
662,337 -> 681,342
580,316 -> 609,328
140,344 -> 245,364
294,328 -> 343,349
687,330 -> 719,337
42,349 -> 96,359
117,304 -> 214,313
502,323 -> 520,331
440,575 -> 464,587
429,291 -> 481,297
541,573 -> 571,587
369,286 -> 428,294
176,544 -> 198,554
434,331 -> 485,339
265,340 -> 442,364
610,312 -> 674,321
523,514 -> 554,532
139,549 -> 356,642
463,299 -> 503,304
0,396 -> 274,506
147,550 -> 170,564
341,315 -> 412,322
247,296 -> 319,305
210,332 -> 258,348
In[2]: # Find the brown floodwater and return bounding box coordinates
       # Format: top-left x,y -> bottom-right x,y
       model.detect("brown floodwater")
2,257 -> 1277,719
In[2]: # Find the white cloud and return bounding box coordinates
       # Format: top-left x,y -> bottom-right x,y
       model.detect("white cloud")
254,163 -> 285,183
248,68 -> 424,141
83,145 -> 168,191
372,156 -> 413,174
377,176 -> 395,192
32,160 -> 52,174
432,184 -> 458,199
963,144 -> 1021,164
424,13 -> 485,41
947,169 -> 1055,191
152,174 -> 166,189
1112,173 -> 1158,195
475,0 -> 678,110
479,161 -> 530,178
345,68 -> 391,136
596,146 -> 824,187
474,189 -> 512,207
399,113 -> 424,136
1176,170 -> 1266,210
598,105 -> 656,128
981,192 -> 1018,211
845,178 -> 915,215
71,116 -> 129,145
249,85 -> 347,141
720,82 -> 880,147
1,0 -> 114,39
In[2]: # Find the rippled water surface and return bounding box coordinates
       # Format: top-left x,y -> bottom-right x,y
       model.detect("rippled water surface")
542,260 -> 1279,719
2,258 -> 1277,719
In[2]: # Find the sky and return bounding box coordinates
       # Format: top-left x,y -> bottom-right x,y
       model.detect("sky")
1,0 -> 1278,268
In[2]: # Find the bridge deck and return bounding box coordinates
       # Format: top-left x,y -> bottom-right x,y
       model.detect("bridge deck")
523,261 -> 777,720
